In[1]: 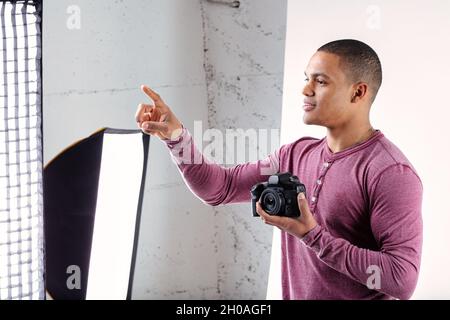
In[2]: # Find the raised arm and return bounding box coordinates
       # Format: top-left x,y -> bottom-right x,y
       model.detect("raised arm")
136,85 -> 279,205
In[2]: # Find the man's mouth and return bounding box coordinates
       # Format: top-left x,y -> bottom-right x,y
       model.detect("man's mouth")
303,100 -> 316,112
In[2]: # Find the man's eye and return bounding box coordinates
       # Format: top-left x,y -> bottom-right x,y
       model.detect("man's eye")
304,78 -> 309,82
316,79 -> 326,85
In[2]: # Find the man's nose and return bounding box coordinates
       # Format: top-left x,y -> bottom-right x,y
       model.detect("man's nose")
302,82 -> 314,97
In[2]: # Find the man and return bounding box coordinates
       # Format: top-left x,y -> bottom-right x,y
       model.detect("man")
135,39 -> 423,299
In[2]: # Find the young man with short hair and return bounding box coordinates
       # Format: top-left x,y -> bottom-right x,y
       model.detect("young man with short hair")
135,39 -> 422,300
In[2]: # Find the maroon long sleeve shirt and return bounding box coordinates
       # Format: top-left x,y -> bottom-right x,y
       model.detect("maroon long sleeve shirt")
164,129 -> 423,299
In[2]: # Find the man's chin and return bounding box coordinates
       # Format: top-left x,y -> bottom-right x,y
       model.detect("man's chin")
302,114 -> 317,125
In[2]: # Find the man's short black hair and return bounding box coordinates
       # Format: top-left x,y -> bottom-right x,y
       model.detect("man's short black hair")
317,39 -> 382,102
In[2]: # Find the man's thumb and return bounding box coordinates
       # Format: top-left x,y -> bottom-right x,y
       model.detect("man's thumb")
297,192 -> 308,212
297,192 -> 309,216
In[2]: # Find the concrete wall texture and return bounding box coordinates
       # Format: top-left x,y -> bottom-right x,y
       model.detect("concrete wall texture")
43,0 -> 287,299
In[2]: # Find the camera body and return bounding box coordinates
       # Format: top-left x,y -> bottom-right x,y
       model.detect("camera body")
251,172 -> 306,218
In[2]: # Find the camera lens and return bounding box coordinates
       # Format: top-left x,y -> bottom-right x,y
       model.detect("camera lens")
260,189 -> 284,215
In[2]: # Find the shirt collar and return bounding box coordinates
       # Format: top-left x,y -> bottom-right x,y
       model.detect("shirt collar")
322,130 -> 384,161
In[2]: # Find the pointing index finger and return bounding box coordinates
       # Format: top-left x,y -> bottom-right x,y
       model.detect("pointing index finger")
141,85 -> 162,103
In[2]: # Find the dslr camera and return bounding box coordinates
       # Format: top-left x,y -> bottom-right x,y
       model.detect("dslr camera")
251,172 -> 306,218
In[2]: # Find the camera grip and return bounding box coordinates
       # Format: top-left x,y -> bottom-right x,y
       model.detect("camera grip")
250,183 -> 266,217
252,197 -> 260,217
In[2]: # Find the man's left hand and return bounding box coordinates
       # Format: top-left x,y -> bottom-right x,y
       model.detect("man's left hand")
256,192 -> 318,238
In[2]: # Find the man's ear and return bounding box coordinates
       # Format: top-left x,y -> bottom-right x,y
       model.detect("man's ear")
351,82 -> 369,103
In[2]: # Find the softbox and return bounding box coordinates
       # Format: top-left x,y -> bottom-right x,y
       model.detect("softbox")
0,0 -> 43,300
44,128 -> 149,300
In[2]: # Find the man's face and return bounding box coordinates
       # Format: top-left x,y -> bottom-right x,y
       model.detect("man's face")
302,51 -> 355,128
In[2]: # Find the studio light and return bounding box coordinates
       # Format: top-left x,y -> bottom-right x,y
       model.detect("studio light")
44,128 -> 149,300
0,0 -> 43,300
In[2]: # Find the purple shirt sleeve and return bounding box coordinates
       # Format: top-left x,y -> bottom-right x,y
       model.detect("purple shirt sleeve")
300,164 -> 423,300
163,127 -> 280,205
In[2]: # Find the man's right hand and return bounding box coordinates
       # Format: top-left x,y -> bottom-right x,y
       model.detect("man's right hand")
135,85 -> 183,140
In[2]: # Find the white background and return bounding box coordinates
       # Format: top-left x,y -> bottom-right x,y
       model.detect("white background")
278,0 -> 450,299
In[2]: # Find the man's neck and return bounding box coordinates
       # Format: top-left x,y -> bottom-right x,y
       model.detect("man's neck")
326,122 -> 375,153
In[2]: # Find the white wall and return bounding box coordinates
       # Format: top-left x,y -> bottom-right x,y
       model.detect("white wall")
279,0 -> 450,299
43,0 -> 287,299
